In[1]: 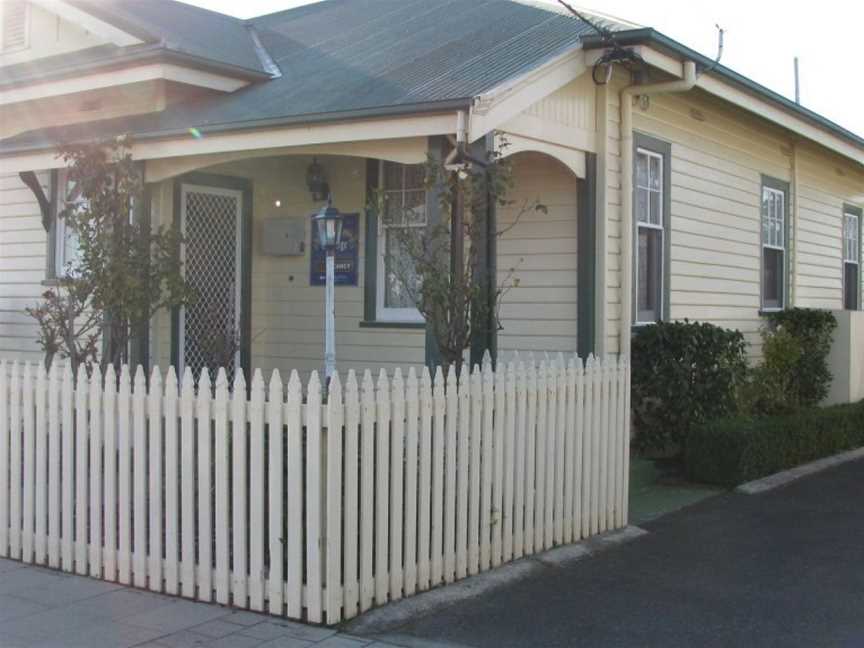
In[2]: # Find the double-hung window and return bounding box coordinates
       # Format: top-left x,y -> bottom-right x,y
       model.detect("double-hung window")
844,209 -> 861,310
376,161 -> 426,322
52,168 -> 83,278
634,145 -> 666,324
760,179 -> 788,311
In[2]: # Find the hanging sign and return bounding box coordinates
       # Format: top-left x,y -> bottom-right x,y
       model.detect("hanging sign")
310,212 -> 359,286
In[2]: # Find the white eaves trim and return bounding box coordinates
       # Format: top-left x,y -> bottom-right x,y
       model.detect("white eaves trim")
0,112 -> 458,175
0,62 -> 250,105
469,47 -> 587,141
629,45 -> 864,166
29,0 -> 142,47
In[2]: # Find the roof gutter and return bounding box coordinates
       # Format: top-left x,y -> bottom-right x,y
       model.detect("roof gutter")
583,29 -> 864,151
619,60 -> 698,357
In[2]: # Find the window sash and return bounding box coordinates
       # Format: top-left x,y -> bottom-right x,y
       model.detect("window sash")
844,213 -> 859,263
844,263 -> 859,311
375,161 -> 426,322
635,149 -> 663,226
54,169 -> 83,277
760,183 -> 787,310
762,247 -> 785,311
636,225 -> 664,324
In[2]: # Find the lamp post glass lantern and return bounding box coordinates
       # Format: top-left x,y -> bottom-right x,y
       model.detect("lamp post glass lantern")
314,197 -> 344,380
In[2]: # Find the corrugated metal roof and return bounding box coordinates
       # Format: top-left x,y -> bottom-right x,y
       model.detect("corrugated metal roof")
0,0 -> 616,151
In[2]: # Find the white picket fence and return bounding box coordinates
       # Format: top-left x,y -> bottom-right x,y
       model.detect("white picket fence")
0,354 -> 630,624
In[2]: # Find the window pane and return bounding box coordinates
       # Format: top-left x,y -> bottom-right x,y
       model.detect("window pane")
383,161 -> 403,191
403,164 -> 425,191
636,153 -> 649,188
637,227 -> 662,322
845,263 -> 859,310
636,187 -> 649,223
649,189 -> 662,226
404,190 -> 427,225
763,248 -> 784,309
384,229 -> 419,309
649,155 -> 662,191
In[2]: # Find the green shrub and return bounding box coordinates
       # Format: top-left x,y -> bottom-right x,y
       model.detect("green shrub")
631,320 -> 748,455
685,400 -> 864,487
764,308 -> 837,407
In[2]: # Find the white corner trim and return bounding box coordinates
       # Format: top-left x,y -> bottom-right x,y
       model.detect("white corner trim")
1,63 -> 249,106
29,0 -> 143,47
736,446 -> 864,495
469,47 -> 587,141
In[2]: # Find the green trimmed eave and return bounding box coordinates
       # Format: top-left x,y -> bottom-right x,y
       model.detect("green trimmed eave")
582,28 -> 864,152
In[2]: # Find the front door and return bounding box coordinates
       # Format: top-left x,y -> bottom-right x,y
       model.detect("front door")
179,182 -> 244,383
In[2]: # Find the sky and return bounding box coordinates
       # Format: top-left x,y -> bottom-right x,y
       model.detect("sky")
185,0 -> 864,139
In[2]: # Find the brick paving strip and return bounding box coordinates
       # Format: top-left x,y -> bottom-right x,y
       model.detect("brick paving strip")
0,558 -> 462,648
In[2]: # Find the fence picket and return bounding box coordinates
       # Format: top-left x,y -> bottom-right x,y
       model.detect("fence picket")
179,368 -> 196,599
103,366 -> 117,581
214,369 -> 230,605
306,371 -> 324,622
417,367 -> 433,590
132,367 -> 147,586
149,368 -> 164,591
117,366 -> 132,584
343,370 -> 360,617
326,372 -> 344,624
47,363 -> 60,568
623,359 -> 632,525
267,370 -> 284,616
89,366 -> 103,578
512,360 -> 526,559
403,368 -> 419,597
164,368 -> 179,595
231,371 -> 248,608
247,370 -> 266,610
480,360 -> 494,572
34,364 -> 47,565
21,364 -> 34,564
431,368 -> 446,586
0,355 -> 629,625
390,369 -> 405,601
61,363 -> 74,571
523,360 -> 536,556
9,363 -> 21,560
374,369 -> 390,605
359,370 -> 375,612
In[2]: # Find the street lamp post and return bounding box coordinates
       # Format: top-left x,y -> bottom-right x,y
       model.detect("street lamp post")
313,196 -> 344,381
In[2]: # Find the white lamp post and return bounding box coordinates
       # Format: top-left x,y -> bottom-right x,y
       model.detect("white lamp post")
313,196 -> 344,381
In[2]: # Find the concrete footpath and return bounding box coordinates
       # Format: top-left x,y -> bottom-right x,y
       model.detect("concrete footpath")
0,560 -> 462,648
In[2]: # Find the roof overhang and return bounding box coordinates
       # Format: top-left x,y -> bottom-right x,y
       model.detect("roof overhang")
583,29 -> 864,166
1,61 -> 251,106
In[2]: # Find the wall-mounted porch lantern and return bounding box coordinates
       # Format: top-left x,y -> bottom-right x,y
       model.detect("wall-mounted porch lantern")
306,157 -> 330,202
313,196 -> 344,380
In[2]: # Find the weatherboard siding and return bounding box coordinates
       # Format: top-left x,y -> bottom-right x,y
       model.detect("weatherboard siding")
0,172 -> 49,363
497,152 -> 581,358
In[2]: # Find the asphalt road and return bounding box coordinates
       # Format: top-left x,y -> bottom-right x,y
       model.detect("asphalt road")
380,458 -> 864,648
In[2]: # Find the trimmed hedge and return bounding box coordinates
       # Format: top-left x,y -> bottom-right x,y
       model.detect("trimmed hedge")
685,400 -> 864,487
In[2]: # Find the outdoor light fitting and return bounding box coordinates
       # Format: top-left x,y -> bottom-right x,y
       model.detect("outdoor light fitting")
313,196 -> 344,251
306,157 -> 330,201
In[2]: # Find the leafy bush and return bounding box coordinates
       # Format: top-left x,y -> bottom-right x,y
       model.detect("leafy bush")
685,400 -> 864,487
631,320 -> 748,455
740,326 -> 804,416
763,308 -> 837,407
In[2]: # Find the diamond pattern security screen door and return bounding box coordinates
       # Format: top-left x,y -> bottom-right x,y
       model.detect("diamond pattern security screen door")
179,184 -> 243,383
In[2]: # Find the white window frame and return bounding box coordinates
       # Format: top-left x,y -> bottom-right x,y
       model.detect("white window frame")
54,169 -> 82,278
843,210 -> 860,310
1,0 -> 30,53
635,147 -> 665,325
375,161 -> 426,323
761,185 -> 787,311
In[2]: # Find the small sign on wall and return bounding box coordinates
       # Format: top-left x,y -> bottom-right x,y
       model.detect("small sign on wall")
310,212 -> 359,286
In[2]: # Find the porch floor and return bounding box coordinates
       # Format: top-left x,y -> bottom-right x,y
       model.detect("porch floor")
0,559 -> 440,648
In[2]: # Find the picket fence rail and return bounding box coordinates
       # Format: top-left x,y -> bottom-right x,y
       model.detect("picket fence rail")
0,353 -> 630,624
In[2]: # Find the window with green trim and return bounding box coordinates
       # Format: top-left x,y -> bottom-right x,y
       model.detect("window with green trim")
760,178 -> 788,311
844,209 -> 860,310
376,161 -> 426,322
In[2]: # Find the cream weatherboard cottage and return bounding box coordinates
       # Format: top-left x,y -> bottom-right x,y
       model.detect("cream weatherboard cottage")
0,0 -> 862,398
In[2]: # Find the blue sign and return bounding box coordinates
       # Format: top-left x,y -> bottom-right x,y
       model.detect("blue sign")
310,212 -> 359,286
